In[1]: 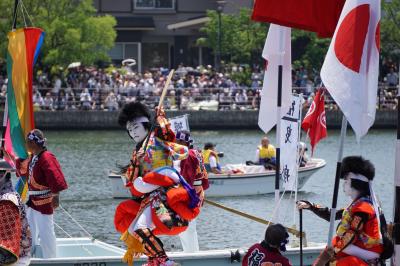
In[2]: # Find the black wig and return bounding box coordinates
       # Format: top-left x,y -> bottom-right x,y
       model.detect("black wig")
118,101 -> 152,130
340,156 -> 375,196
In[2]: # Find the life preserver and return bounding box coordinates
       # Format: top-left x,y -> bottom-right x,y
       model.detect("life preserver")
202,150 -> 219,164
258,145 -> 276,160
202,149 -> 221,172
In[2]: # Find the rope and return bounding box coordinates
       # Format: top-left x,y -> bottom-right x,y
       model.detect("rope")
19,0 -> 27,28
59,204 -> 95,240
11,0 -> 19,31
54,221 -> 74,238
54,221 -> 94,256
20,0 -> 34,26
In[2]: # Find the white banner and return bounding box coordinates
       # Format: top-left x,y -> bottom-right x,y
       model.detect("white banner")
258,24 -> 292,134
169,115 -> 190,133
280,95 -> 301,191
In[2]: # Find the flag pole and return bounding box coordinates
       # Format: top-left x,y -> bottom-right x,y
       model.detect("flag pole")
274,27 -> 284,217
392,77 -> 400,266
327,115 -> 347,245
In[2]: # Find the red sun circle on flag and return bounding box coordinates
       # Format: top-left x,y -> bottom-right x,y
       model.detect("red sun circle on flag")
375,21 -> 380,51
304,101 -> 316,118
319,111 -> 327,129
334,4 -> 370,73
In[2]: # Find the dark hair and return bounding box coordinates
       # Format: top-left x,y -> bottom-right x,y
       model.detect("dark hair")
118,101 -> 151,127
265,224 -> 289,249
204,142 -> 215,150
340,156 -> 375,197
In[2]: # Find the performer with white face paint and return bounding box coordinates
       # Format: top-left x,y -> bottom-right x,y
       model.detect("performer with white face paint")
297,156 -> 393,266
114,102 -> 201,266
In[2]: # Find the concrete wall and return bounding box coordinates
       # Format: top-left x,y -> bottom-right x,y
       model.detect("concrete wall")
0,110 -> 396,130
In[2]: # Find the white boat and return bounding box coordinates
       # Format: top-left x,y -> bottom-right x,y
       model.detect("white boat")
30,237 -> 325,266
108,158 -> 326,198
206,158 -> 326,197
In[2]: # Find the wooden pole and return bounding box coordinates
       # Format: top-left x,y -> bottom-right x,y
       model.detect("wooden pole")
204,199 -> 305,239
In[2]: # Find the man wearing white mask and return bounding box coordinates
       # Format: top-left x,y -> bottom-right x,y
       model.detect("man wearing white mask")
297,156 -> 392,266
114,101 -> 200,266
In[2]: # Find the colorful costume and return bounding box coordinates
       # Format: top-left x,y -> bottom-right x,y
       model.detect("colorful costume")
0,174 -> 31,265
175,130 -> 209,252
180,148 -> 209,191
309,197 -> 383,265
114,103 -> 200,266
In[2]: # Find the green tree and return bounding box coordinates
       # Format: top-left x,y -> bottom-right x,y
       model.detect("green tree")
197,8 -> 267,65
198,7 -> 330,70
0,0 -> 116,67
382,0 -> 400,61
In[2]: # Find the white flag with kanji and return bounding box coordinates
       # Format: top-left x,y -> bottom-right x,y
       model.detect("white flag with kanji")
258,24 -> 292,134
321,0 -> 380,140
280,95 -> 301,191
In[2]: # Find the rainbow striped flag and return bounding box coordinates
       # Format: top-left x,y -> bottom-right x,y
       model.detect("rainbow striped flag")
6,27 -> 44,200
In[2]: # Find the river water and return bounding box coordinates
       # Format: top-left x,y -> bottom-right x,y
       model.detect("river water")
28,129 -> 396,251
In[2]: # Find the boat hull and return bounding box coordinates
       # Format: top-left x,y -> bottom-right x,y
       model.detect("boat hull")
108,158 -> 326,198
31,238 -> 325,266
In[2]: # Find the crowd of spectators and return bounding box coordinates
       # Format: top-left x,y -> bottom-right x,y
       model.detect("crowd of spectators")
0,61 -> 398,112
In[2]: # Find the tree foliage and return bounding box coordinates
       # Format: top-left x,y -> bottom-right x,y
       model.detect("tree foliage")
382,0 -> 400,61
198,8 -> 330,70
0,0 -> 116,68
197,8 -> 267,64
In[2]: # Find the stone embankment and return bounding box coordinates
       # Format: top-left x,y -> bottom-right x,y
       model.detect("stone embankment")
0,110 -> 396,130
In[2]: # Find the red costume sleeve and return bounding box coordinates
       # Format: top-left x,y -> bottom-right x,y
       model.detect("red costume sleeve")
180,151 -> 198,187
333,212 -> 368,254
15,158 -> 29,177
40,151 -> 68,193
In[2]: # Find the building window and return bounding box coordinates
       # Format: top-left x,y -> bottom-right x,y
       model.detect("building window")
108,43 -> 141,72
109,44 -> 123,60
142,43 -> 169,70
134,0 -> 174,9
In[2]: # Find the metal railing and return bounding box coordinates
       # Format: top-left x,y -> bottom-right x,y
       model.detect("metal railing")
0,86 -> 397,111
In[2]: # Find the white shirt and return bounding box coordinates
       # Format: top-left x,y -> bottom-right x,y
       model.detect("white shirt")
209,155 -> 217,168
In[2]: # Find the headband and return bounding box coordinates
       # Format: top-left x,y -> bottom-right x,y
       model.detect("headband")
347,172 -> 370,183
27,131 -> 46,147
129,117 -> 150,124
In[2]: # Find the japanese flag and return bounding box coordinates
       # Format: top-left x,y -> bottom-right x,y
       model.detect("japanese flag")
258,24 -> 292,134
321,0 -> 380,140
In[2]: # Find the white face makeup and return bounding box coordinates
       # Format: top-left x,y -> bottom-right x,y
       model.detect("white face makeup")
343,176 -> 359,200
126,121 -> 148,143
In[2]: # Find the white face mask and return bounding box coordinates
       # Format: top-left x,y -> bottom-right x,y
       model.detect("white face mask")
343,177 -> 360,200
126,121 -> 148,143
